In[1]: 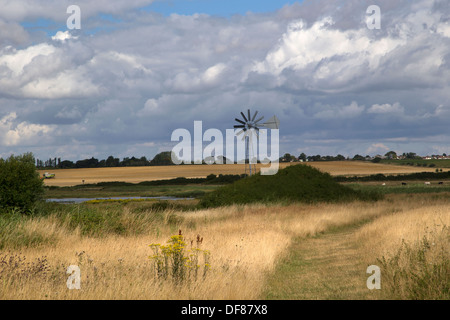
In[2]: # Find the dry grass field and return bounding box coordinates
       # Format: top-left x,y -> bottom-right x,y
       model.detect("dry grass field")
263,194 -> 449,299
39,161 -> 439,187
1,194 -> 448,300
39,163 -> 292,187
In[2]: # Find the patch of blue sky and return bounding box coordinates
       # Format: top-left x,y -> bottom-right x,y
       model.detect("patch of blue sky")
143,0 -> 302,17
19,1 -> 302,39
98,13 -> 123,24
20,13 -> 123,38
83,13 -> 123,35
20,18 -> 62,36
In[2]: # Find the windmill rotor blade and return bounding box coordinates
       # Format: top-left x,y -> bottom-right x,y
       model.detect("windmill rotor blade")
247,109 -> 251,122
234,125 -> 245,128
254,116 -> 264,124
251,110 -> 258,121
240,112 -> 248,122
235,118 -> 246,125
242,129 -> 254,141
236,129 -> 245,136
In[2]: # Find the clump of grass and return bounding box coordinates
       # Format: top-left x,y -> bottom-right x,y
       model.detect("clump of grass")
377,224 -> 449,300
0,209 -> 56,249
149,230 -> 210,285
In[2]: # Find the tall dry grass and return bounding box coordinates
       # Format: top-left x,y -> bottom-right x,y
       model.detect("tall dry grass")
1,194 -> 448,300
354,196 -> 449,299
0,200 -> 385,300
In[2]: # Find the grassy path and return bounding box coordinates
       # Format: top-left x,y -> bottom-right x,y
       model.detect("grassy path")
262,221 -> 383,300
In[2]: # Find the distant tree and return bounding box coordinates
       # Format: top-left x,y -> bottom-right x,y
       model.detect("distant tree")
280,153 -> 296,162
385,151 -> 397,159
121,156 -> 141,166
0,153 -> 44,212
308,155 -> 322,162
140,156 -> 148,163
120,156 -> 149,167
105,156 -> 120,167
352,154 -> 365,161
150,151 -> 177,166
335,154 -> 346,161
299,153 -> 307,162
404,152 -> 419,159
371,157 -> 382,163
59,160 -> 75,169
76,157 -> 99,168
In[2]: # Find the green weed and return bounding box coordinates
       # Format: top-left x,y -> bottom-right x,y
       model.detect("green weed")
149,230 -> 210,285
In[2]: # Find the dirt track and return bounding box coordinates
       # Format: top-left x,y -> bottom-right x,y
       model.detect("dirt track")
39,161 -> 438,187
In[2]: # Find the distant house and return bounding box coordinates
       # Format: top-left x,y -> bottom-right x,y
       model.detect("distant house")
422,155 -> 450,160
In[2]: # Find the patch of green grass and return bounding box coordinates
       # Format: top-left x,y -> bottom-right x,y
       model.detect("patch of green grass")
263,219 -> 379,300
335,170 -> 450,183
43,184 -> 219,199
0,209 -> 56,249
380,159 -> 450,168
0,196 -> 198,248
347,183 -> 450,195
64,202 -> 185,237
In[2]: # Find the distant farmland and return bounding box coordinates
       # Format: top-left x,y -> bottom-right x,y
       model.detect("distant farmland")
381,158 -> 450,168
39,161 -> 442,187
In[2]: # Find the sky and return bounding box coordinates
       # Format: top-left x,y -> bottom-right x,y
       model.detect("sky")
0,0 -> 449,163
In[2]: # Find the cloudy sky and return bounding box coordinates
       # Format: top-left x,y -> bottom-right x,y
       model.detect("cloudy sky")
0,0 -> 449,162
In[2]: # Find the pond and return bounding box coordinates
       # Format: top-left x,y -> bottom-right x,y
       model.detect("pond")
46,196 -> 194,204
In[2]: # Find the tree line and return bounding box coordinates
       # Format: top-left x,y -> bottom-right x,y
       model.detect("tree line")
35,149 -> 448,170
36,151 -> 175,169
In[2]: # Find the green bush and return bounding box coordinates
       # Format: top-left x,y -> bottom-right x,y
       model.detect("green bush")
0,153 -> 44,213
199,164 -> 381,208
